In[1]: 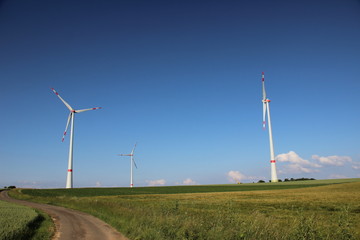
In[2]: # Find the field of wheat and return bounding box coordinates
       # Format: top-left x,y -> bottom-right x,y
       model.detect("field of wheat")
10,179 -> 360,240
0,199 -> 40,240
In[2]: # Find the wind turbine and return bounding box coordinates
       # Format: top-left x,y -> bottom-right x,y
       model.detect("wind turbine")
51,88 -> 101,188
118,143 -> 138,188
262,72 -> 278,182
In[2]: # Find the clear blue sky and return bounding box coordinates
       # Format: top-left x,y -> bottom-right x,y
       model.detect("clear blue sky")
1,0 -> 359,188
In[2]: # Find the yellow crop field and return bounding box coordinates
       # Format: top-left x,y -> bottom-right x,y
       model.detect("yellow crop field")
11,180 -> 360,239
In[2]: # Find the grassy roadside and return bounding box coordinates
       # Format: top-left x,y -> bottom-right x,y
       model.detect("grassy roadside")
10,179 -> 360,240
30,209 -> 54,240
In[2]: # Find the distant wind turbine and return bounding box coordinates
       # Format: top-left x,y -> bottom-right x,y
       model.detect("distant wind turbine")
261,72 -> 278,182
118,143 -> 138,188
51,88 -> 101,188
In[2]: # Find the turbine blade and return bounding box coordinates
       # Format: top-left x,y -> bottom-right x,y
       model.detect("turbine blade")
262,72 -> 266,100
51,88 -> 74,111
75,107 -> 102,113
131,142 -> 137,155
263,102 -> 267,129
133,158 -> 138,169
62,112 -> 72,142
118,154 -> 131,156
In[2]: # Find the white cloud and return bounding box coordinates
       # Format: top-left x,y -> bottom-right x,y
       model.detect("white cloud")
182,178 -> 197,185
226,171 -> 259,183
276,151 -> 321,174
279,164 -> 320,174
276,151 -> 321,167
146,179 -> 166,186
227,171 -> 246,183
352,162 -> 360,170
312,155 -> 352,166
13,180 -> 63,189
276,151 -> 356,176
16,180 -> 40,188
328,174 -> 348,179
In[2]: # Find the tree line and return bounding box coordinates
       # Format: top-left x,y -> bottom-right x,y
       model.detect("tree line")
257,178 -> 316,183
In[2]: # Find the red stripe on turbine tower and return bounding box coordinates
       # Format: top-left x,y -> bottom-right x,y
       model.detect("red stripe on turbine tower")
68,169 -> 72,172
270,160 -> 276,163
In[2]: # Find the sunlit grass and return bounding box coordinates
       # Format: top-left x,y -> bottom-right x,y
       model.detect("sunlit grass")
10,178 -> 360,239
0,191 -> 54,240
18,178 -> 359,198
0,200 -> 39,240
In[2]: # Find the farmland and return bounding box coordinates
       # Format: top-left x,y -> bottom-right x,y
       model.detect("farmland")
14,178 -> 357,198
0,199 -> 50,240
10,178 -> 360,240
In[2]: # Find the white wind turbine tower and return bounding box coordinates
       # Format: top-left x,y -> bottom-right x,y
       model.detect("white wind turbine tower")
51,88 -> 101,188
118,143 -> 138,188
262,72 -> 278,182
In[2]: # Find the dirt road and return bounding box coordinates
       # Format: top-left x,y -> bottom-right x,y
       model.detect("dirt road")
0,191 -> 128,240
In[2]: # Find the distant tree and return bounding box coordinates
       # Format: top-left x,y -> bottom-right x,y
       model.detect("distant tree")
258,180 -> 265,183
8,186 -> 16,189
282,177 -> 316,182
294,178 -> 316,181
278,179 -> 282,182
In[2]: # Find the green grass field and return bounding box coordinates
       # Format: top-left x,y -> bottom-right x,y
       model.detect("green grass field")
0,200 -> 44,240
10,178 -> 360,240
18,178 -> 358,198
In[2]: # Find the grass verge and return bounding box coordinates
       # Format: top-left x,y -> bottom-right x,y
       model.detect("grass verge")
30,209 -> 54,240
